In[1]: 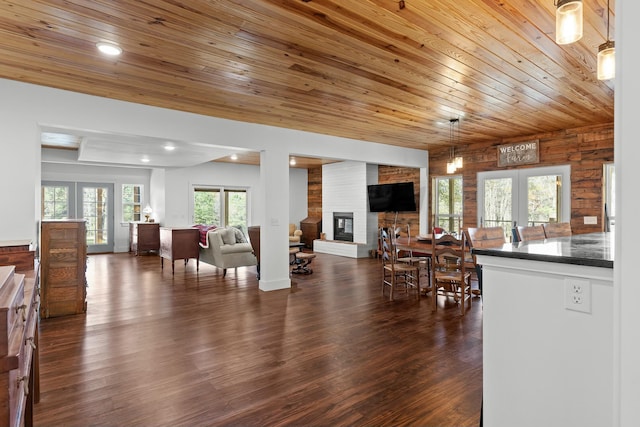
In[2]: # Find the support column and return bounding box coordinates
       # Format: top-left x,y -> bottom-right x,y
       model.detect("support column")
257,148 -> 291,291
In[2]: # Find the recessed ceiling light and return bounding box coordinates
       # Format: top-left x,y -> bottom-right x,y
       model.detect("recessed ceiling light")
230,154 -> 238,160
164,144 -> 176,151
141,158 -> 150,163
289,157 -> 297,166
96,42 -> 122,56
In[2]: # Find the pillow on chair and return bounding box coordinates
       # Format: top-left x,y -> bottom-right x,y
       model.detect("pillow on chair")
232,227 -> 247,243
221,228 -> 237,245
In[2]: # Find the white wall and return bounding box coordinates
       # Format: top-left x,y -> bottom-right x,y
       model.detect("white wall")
366,164 -> 380,247
1,109 -> 41,241
149,168 -> 166,227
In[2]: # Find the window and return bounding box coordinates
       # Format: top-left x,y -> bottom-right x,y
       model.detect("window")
433,175 -> 463,234
193,186 -> 248,233
122,184 -> 143,222
194,188 -> 221,225
224,189 -> 248,232
42,183 -> 72,219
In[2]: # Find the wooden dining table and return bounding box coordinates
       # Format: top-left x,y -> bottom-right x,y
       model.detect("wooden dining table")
394,234 -> 434,255
395,233 -> 473,259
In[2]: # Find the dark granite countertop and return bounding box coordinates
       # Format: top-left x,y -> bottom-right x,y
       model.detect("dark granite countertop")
472,232 -> 614,268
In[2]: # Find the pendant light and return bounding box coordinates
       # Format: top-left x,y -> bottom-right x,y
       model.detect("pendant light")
453,118 -> 463,169
446,152 -> 457,174
555,0 -> 583,45
597,0 -> 615,80
446,118 -> 462,174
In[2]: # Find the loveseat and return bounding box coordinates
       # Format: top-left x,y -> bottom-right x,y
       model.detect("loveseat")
199,226 -> 257,277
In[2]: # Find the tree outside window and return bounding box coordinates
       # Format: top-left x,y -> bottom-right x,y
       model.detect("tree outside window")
193,187 -> 247,233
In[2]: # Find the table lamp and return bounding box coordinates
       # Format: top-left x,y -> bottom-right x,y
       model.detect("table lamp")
143,204 -> 153,222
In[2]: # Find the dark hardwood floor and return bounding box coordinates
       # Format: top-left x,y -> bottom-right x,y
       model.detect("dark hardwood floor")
34,252 -> 483,427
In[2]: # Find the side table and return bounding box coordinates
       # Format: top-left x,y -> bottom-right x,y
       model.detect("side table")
129,222 -> 160,255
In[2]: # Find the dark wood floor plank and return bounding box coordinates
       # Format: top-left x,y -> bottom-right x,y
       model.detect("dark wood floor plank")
34,252 -> 482,426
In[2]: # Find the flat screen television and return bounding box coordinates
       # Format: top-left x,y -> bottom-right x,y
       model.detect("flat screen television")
367,182 -> 417,212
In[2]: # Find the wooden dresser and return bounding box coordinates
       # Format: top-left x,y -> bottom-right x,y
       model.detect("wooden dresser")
0,241 -> 35,272
0,263 -> 40,427
40,220 -> 87,318
159,227 -> 200,273
129,222 -> 160,255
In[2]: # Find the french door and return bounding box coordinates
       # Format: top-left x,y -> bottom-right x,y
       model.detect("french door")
477,165 -> 570,241
42,181 -> 114,253
78,183 -> 114,253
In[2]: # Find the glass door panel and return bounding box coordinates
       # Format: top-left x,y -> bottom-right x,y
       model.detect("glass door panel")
527,175 -> 562,226
225,190 -> 248,234
78,183 -> 114,253
434,176 -> 463,234
193,188 -> 221,225
483,177 -> 513,239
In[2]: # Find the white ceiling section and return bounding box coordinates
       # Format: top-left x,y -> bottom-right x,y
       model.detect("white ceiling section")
41,127 -> 248,168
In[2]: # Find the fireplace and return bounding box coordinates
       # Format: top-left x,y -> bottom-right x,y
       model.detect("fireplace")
333,212 -> 354,242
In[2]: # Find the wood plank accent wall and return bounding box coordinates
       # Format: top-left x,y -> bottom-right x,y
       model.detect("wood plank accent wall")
377,166 -> 421,235
307,166 -> 322,219
428,123 -> 614,235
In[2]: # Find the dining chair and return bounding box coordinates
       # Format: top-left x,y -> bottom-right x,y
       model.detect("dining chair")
515,225 -> 546,242
395,224 -> 430,294
465,227 -> 506,297
380,228 -> 420,301
542,222 -> 572,238
430,233 -> 472,315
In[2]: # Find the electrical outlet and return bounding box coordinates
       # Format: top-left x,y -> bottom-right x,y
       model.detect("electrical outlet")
584,216 -> 598,225
564,278 -> 591,313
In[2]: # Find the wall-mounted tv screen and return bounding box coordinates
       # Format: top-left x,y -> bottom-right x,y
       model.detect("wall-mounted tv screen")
367,182 -> 417,212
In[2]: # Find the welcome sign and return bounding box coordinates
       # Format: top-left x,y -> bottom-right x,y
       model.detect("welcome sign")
497,140 -> 539,167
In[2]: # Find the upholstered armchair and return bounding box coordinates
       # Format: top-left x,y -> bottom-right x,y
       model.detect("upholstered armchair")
289,223 -> 303,243
199,226 -> 257,277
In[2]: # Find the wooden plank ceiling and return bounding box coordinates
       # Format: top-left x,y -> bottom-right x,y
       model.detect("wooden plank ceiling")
0,0 -> 615,156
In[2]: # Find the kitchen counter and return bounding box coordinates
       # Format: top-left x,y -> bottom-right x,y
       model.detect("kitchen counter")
476,231 -> 615,427
472,232 -> 613,268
